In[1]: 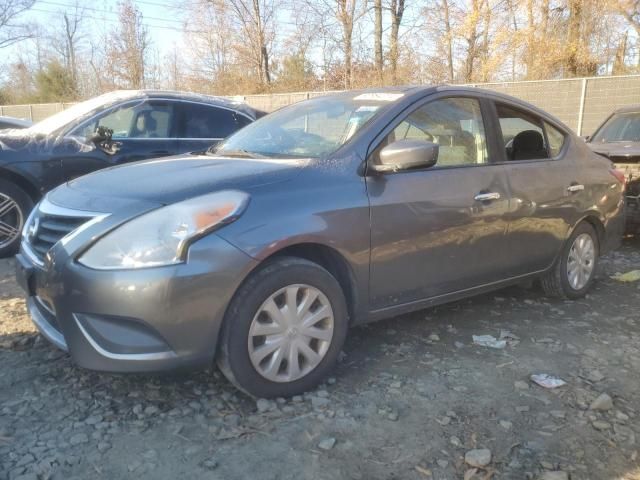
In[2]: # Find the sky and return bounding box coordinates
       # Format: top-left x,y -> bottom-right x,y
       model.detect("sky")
5,0 -> 186,63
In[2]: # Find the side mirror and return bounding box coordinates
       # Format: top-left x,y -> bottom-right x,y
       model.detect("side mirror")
86,126 -> 113,145
372,139 -> 439,173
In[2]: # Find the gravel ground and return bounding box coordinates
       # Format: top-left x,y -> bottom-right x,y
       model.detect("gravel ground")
1,239 -> 640,480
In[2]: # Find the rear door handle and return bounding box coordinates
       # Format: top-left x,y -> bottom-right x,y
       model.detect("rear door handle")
567,184 -> 585,193
474,192 -> 501,202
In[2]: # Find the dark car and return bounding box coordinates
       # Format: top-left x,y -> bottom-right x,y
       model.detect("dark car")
586,105 -> 640,232
16,86 -> 625,398
0,116 -> 32,130
0,90 -> 261,256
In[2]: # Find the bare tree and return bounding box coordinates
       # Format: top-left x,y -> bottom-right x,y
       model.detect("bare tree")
374,0 -> 383,83
388,0 -> 406,84
0,0 -> 34,48
441,0 -> 454,81
49,3 -> 84,90
106,0 -> 150,89
227,0 -> 277,86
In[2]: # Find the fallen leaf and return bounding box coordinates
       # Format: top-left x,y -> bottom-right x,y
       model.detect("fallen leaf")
611,270 -> 640,282
415,465 -> 432,477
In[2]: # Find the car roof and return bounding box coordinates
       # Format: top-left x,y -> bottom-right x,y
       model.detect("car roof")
109,89 -> 261,119
317,85 -> 572,133
611,104 -> 640,114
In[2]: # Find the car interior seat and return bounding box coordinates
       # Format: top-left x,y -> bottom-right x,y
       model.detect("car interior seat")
511,130 -> 547,160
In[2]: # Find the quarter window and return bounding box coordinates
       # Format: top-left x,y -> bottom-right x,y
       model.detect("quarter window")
544,121 -> 565,157
378,97 -> 488,168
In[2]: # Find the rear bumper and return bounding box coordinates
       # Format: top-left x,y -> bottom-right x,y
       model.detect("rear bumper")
16,234 -> 258,373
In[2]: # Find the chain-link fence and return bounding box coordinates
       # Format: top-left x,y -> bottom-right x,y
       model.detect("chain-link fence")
2,74 -> 639,136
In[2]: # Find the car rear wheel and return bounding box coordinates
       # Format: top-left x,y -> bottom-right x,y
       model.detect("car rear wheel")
0,179 -> 33,258
217,256 -> 348,398
541,222 -> 599,299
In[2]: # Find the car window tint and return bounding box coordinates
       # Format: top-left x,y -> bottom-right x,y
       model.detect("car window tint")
385,97 -> 488,167
182,104 -> 244,138
497,104 -> 549,161
72,101 -> 175,139
544,122 -> 565,157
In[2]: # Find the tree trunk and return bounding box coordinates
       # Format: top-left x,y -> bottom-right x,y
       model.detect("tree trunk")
566,0 -> 582,76
374,0 -> 383,84
337,0 -> 355,89
389,0 -> 405,85
442,0 -> 454,82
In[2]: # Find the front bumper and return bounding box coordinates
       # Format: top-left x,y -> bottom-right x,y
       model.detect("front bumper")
16,233 -> 258,373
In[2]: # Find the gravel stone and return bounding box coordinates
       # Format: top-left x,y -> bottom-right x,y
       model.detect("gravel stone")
592,420 -> 611,431
590,393 -> 613,411
311,397 -> 330,409
256,399 -> 271,413
97,442 -> 111,453
465,448 -> 492,467
69,433 -> 89,445
538,472 -> 569,480
318,437 -> 336,451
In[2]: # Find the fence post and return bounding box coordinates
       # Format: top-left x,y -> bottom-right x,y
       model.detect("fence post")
29,104 -> 34,122
577,78 -> 587,136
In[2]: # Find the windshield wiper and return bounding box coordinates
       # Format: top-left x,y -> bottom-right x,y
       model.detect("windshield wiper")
208,148 -> 265,159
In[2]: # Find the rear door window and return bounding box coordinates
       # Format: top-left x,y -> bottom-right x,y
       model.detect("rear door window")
180,104 -> 249,139
496,104 -> 549,161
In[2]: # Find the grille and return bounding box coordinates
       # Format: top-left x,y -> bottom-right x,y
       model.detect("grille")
25,211 -> 92,262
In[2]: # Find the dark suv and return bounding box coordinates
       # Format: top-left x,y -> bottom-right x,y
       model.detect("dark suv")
0,90 -> 262,255
586,105 -> 640,232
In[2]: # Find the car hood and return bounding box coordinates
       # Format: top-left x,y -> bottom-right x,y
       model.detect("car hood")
0,131 -> 94,161
588,141 -> 640,159
61,153 -> 308,207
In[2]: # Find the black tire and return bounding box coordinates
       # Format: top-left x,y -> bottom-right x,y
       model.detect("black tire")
217,256 -> 348,398
0,179 -> 33,258
541,222 -> 599,299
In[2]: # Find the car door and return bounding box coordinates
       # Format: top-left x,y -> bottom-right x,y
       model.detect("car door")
60,99 -> 179,181
177,103 -> 253,153
491,101 -> 582,276
367,95 -> 512,311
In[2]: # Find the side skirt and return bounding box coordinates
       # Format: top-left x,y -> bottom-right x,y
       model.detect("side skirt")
361,269 -> 549,325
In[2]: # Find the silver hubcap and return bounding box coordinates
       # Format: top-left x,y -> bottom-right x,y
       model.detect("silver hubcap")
567,233 -> 595,290
248,284 -> 334,383
0,193 -> 22,249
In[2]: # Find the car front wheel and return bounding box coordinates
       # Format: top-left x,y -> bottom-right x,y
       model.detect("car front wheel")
0,179 -> 33,257
541,222 -> 599,299
217,256 -> 348,398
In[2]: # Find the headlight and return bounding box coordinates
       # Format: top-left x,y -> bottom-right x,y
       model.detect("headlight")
78,190 -> 250,270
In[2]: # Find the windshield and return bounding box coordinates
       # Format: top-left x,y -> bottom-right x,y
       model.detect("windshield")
213,94 -> 396,159
592,112 -> 640,143
26,91 -> 141,136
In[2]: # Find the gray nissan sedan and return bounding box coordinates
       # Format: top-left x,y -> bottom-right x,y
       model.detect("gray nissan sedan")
15,86 -> 625,398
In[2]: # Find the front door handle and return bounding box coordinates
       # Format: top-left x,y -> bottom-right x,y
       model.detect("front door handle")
474,192 -> 501,202
567,184 -> 585,193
